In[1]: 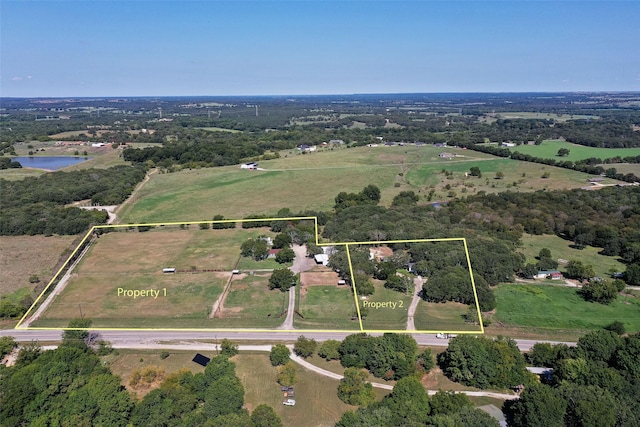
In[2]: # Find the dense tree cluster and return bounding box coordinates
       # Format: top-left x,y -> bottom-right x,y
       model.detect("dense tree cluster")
507,329 -> 640,427
438,335 -> 533,389
338,333 -> 419,380
462,186 -> 640,285
337,377 -> 499,427
0,165 -> 145,235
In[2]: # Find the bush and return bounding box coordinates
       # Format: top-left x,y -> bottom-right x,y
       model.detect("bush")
160,350 -> 170,359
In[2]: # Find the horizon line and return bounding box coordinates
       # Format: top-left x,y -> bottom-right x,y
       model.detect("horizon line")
3,90 -> 640,100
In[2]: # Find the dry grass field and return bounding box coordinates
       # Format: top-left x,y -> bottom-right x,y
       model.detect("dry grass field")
31,226 -> 288,328
0,235 -> 77,296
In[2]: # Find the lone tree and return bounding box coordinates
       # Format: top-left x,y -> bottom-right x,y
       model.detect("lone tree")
469,166 -> 482,177
268,268 -> 296,292
557,148 -> 570,157
269,344 -> 290,366
293,335 -> 317,358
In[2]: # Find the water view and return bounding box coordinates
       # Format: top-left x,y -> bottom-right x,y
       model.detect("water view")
12,156 -> 92,170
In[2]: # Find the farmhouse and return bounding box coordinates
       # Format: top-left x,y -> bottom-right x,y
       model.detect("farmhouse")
240,162 -> 258,170
369,246 -> 393,261
314,254 -> 329,266
267,249 -> 281,259
501,142 -> 516,147
534,270 -> 563,280
297,144 -> 316,152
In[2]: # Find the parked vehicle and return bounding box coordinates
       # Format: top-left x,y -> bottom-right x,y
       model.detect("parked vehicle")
283,399 -> 296,406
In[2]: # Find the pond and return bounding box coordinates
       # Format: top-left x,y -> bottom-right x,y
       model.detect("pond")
11,156 -> 93,170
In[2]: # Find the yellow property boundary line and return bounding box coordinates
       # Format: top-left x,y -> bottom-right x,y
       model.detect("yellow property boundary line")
17,216 -> 484,335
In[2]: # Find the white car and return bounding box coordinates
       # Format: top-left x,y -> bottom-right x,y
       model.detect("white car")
283,399 -> 296,406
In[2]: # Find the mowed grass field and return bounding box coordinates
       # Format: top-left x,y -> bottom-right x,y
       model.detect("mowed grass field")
295,271 -> 357,330
33,226 -> 289,328
359,280 -> 412,331
508,139 -> 640,162
494,284 -> 640,333
214,274 -> 287,328
413,301 -> 481,332
518,233 -> 626,278
118,145 -> 600,224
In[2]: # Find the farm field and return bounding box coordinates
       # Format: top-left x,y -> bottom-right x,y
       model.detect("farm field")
597,162 -> 640,176
31,225 -> 293,329
22,220 -> 483,333
118,145 -> 601,224
518,233 -> 626,278
494,284 -> 640,333
0,167 -> 47,180
507,139 -> 640,162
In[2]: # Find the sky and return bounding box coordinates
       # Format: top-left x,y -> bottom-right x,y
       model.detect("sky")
1,1 -> 639,97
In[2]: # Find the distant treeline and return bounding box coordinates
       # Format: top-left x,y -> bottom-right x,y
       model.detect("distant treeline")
0,165 -> 146,235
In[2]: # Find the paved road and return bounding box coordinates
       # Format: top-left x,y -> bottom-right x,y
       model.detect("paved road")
0,328 -> 574,352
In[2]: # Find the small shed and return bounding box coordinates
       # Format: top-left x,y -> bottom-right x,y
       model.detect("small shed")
192,353 -> 211,367
163,268 -> 176,273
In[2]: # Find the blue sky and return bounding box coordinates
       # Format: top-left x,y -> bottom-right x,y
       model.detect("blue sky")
1,1 -> 639,97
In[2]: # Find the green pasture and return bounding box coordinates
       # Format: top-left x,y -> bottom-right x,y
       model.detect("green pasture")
413,301 -> 480,332
494,284 -> 640,332
236,256 -> 286,270
518,233 -> 626,278
359,281 -> 412,331
196,127 -> 242,133
508,139 -> 640,162
0,167 -> 46,180
295,285 -> 357,330
119,145 -> 602,224
495,112 -> 598,121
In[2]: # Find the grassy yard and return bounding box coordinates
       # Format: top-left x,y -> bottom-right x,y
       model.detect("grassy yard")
295,284 -> 357,330
507,139 -> 640,162
214,274 -> 287,328
235,353 -> 360,427
518,233 -> 626,278
494,284 -> 640,333
359,280 -> 412,331
413,301 -> 481,332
